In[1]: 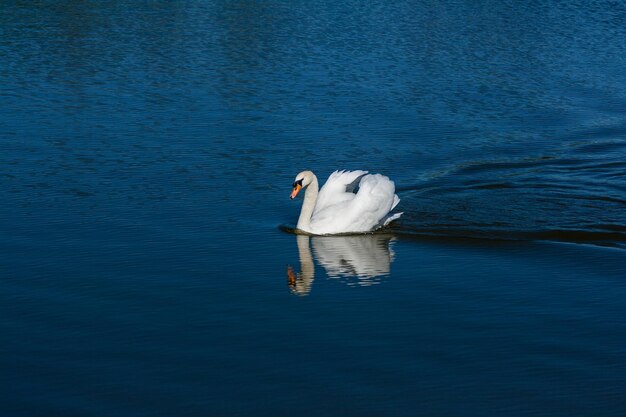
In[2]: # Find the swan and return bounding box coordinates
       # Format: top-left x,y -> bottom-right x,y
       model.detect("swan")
289,170 -> 402,235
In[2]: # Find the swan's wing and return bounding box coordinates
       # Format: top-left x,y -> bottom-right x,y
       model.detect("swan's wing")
314,170 -> 368,214
310,173 -> 401,234
346,174 -> 399,231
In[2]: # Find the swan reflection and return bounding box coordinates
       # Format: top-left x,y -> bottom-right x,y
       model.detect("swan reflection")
287,234 -> 396,296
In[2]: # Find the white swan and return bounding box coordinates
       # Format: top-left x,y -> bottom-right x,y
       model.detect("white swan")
289,170 -> 402,235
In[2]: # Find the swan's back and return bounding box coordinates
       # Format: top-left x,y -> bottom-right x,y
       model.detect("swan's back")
310,171 -> 401,234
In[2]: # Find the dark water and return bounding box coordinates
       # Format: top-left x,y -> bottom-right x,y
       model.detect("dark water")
2,1 -> 626,416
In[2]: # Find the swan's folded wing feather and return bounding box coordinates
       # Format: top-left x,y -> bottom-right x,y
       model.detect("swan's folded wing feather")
314,170 -> 368,214
310,173 -> 400,234
348,174 -> 399,230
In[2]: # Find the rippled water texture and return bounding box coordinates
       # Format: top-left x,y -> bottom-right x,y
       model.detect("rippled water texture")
2,0 -> 626,246
2,1 -> 626,416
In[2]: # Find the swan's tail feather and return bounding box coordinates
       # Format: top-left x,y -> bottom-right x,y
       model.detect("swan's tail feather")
382,212 -> 403,227
391,194 -> 400,211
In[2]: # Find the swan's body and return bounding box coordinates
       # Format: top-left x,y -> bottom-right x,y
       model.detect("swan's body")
290,170 -> 402,235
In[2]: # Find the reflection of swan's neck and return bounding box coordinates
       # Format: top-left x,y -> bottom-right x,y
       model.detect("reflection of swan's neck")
289,235 -> 315,296
297,174 -> 318,232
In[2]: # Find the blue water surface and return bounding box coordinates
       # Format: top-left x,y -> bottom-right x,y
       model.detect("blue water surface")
2,1 -> 626,416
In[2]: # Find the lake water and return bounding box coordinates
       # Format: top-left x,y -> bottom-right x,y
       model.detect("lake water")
2,1 -> 626,416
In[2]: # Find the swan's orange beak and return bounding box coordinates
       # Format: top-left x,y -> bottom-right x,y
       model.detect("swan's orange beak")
290,184 -> 302,200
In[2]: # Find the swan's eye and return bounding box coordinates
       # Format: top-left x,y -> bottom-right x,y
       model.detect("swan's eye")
292,178 -> 303,188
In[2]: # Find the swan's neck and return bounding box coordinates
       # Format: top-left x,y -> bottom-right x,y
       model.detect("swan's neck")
296,174 -> 318,233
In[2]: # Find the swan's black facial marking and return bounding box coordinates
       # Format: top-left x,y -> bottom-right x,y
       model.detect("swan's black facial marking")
290,178 -> 304,200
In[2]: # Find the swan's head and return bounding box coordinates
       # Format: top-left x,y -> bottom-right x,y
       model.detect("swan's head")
290,170 -> 314,200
